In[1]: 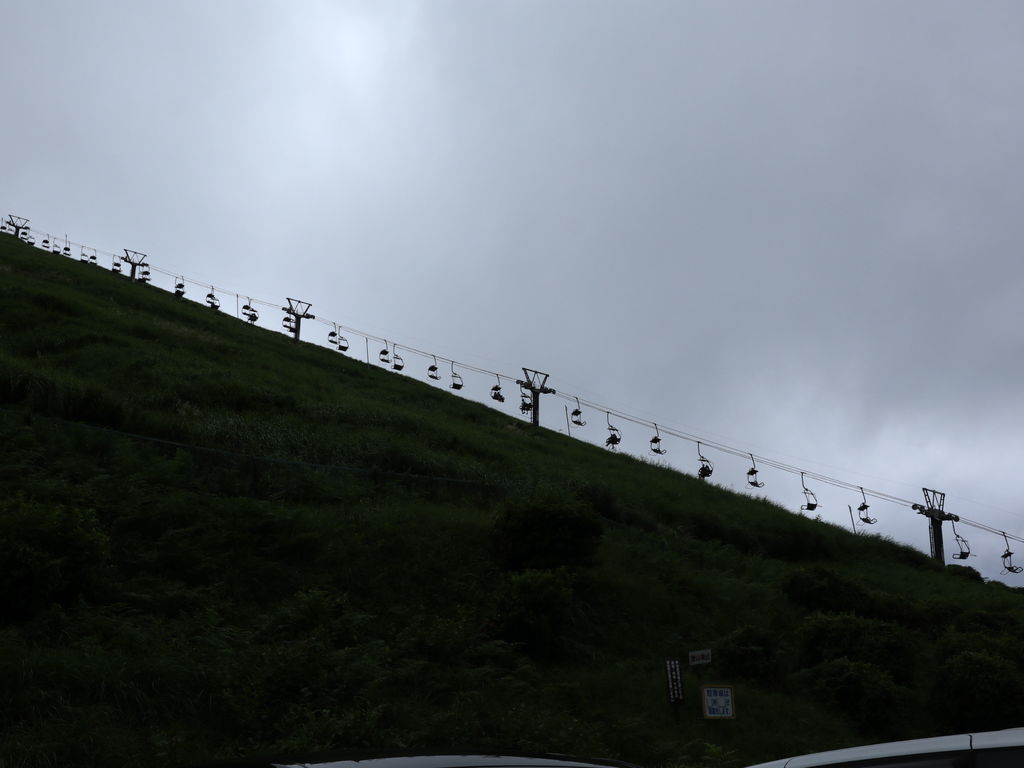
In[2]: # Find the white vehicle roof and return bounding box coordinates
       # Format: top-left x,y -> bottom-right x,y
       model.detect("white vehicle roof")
745,728 -> 1024,768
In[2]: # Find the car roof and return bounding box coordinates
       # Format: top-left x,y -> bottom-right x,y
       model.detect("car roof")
745,729 -> 1024,768
189,752 -> 643,768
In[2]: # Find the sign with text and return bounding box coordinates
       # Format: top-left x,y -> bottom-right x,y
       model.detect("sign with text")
665,658 -> 684,704
689,649 -> 712,665
701,685 -> 735,719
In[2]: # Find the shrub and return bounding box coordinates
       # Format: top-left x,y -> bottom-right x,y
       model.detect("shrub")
793,658 -> 905,736
491,494 -> 603,571
928,650 -> 1024,732
0,497 -> 111,620
796,612 -> 919,683
782,566 -> 874,616
715,624 -> 788,684
494,568 -> 577,659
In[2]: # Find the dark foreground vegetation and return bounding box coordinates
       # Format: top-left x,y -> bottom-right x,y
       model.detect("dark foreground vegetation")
2,233 -> 1023,768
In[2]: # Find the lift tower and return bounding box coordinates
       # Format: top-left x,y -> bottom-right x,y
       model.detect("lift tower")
912,488 -> 958,563
282,298 -> 315,342
122,250 -> 150,283
4,215 -> 30,239
516,368 -> 555,428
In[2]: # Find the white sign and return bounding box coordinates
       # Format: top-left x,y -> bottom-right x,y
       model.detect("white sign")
702,685 -> 735,719
689,649 -> 712,665
665,658 -> 684,704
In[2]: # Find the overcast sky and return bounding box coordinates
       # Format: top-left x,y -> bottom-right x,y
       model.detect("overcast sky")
3,1 -> 1023,581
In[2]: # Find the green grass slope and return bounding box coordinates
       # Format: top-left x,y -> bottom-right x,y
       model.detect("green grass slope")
1,234 -> 1022,768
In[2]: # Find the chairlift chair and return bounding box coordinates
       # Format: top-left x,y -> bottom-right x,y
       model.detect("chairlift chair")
62,237 -> 71,257
800,472 -> 818,512
605,413 -> 622,449
282,316 -> 296,332
79,246 -> 89,263
328,327 -> 348,350
856,487 -> 876,524
746,454 -> 764,488
650,424 -> 667,455
570,397 -> 586,427
427,355 -> 440,381
697,442 -> 714,479
950,521 -> 971,560
206,290 -> 220,311
490,376 -> 505,403
519,384 -> 533,414
450,362 -> 464,391
42,234 -> 51,250
111,253 -> 122,273
1001,534 -> 1023,574
378,343 -> 391,365
391,345 -> 405,372
242,302 -> 260,324
139,265 -> 150,282
25,234 -> 35,246
175,280 -> 187,299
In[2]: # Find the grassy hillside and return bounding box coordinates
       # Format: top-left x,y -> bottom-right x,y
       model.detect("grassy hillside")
1,232 -> 1022,768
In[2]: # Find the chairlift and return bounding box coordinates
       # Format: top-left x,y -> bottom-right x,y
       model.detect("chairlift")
1001,533 -> 1023,574
25,234 -> 35,246
111,253 -> 122,273
175,279 -> 187,299
139,265 -> 151,282
490,375 -> 505,403
391,344 -> 405,372
800,472 -> 818,512
41,234 -> 51,250
519,384 -> 533,414
427,355 -> 440,381
206,289 -> 220,311
570,397 -> 586,427
950,521 -> 971,560
328,326 -> 348,351
746,454 -> 764,488
282,315 -> 296,332
856,487 -> 876,524
61,237 -> 71,257
241,300 -> 259,324
378,342 -> 391,365
605,412 -> 622,449
650,424 -> 667,455
697,442 -> 714,479
450,362 -> 463,391
79,245 -> 89,263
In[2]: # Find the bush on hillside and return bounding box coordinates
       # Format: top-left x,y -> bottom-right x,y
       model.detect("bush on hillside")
928,650 -> 1024,732
796,612 -> 918,684
494,568 -> 578,660
491,495 -> 603,571
0,497 -> 111,620
945,563 -> 984,583
757,518 -> 839,562
793,658 -> 905,736
715,624 -> 788,685
781,566 -> 875,616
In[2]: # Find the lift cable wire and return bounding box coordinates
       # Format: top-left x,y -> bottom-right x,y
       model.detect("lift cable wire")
11,220 -> 1024,548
